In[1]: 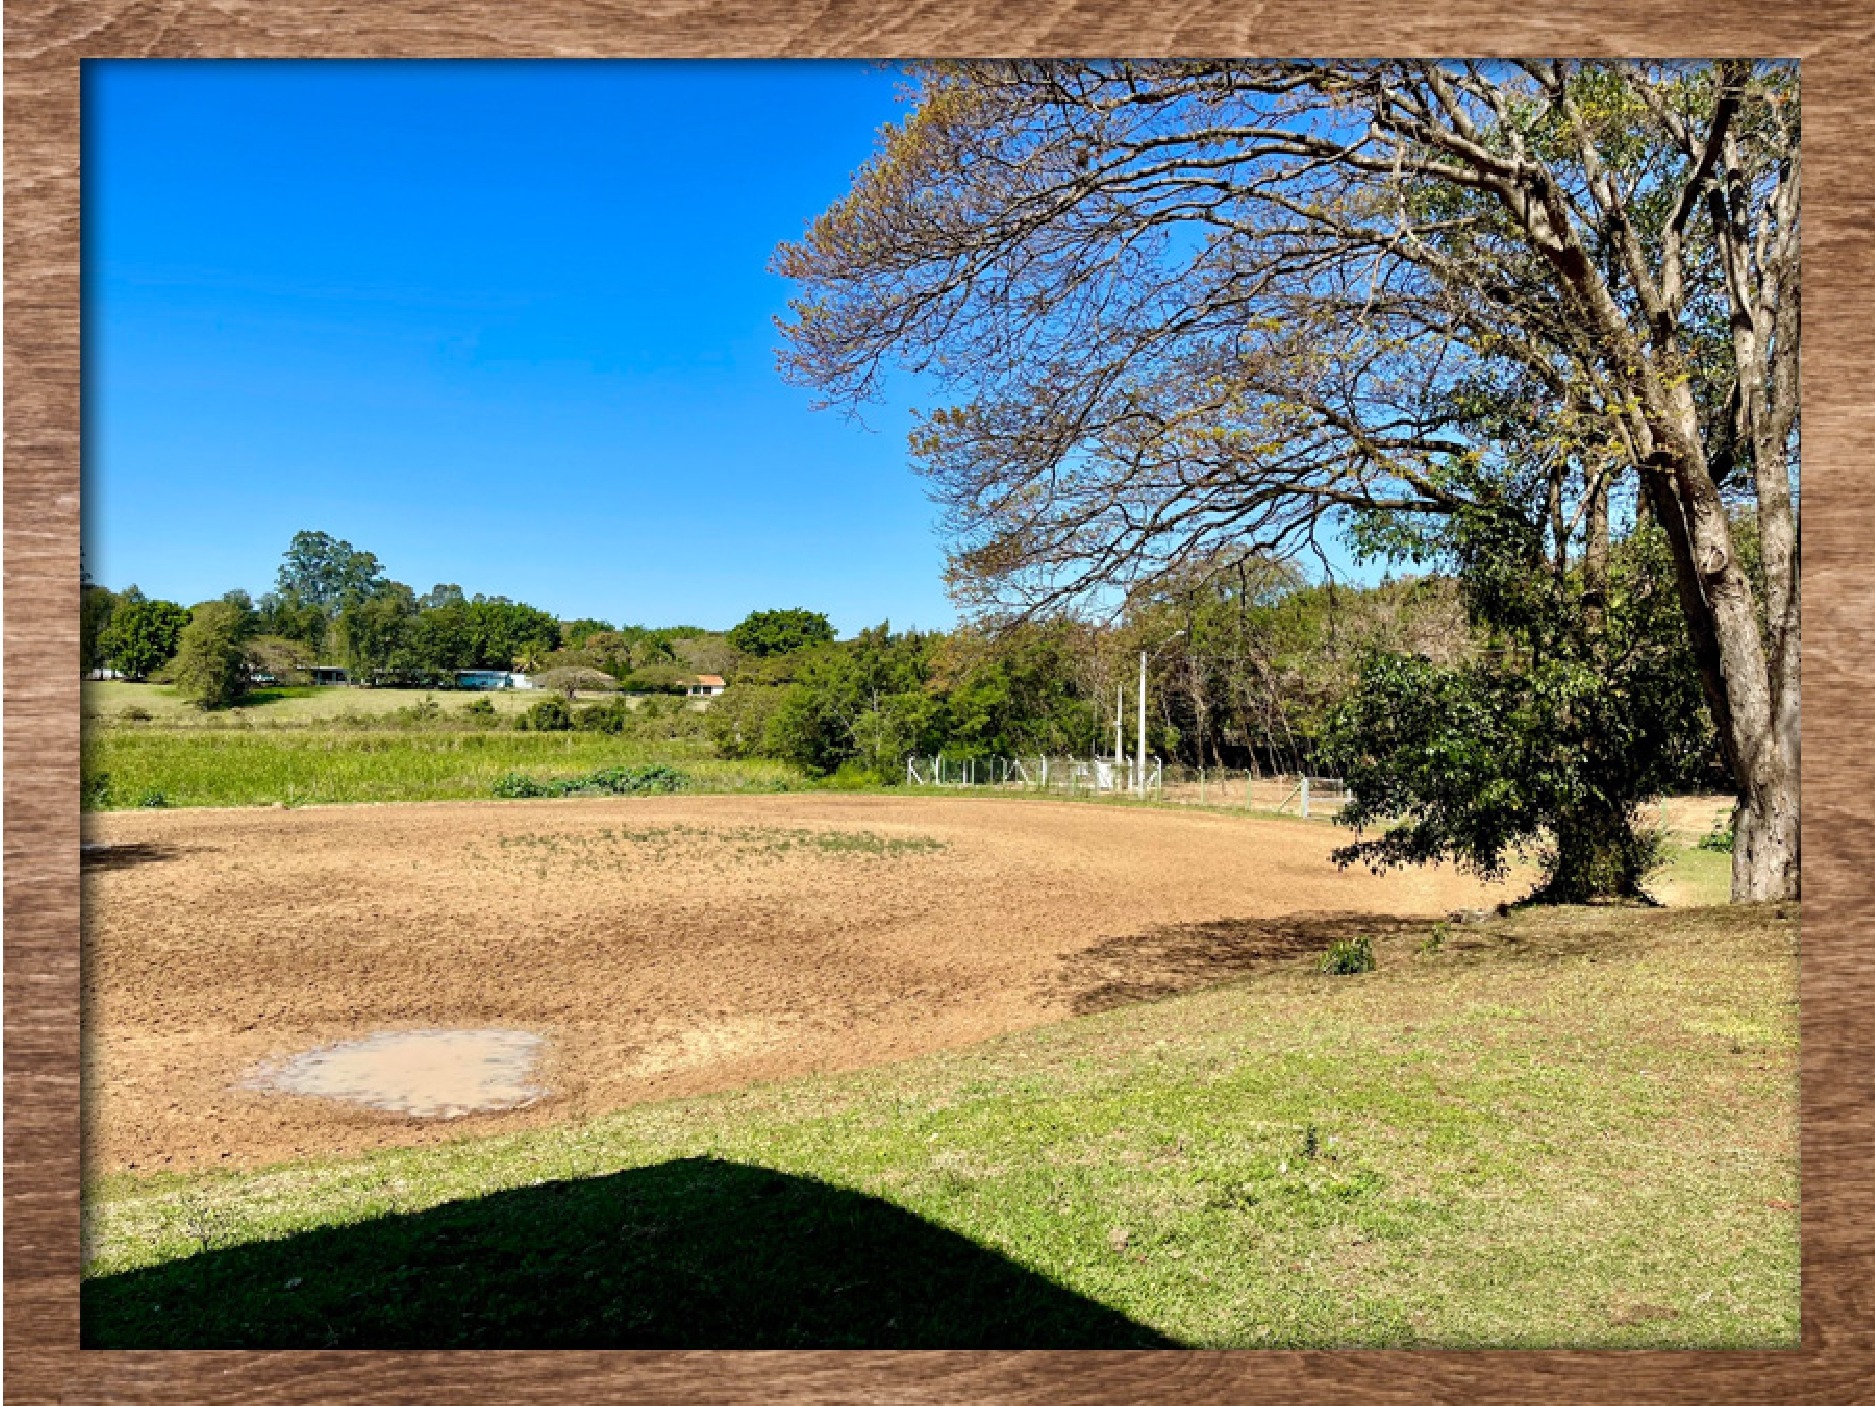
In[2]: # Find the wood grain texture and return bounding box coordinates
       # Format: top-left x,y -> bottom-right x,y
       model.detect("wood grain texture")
7,2 -> 1873,1400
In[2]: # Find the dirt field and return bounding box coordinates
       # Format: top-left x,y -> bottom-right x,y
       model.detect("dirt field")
85,795 -> 1507,1174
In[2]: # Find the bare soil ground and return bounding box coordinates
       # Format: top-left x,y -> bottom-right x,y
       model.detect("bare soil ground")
85,795 -> 1506,1174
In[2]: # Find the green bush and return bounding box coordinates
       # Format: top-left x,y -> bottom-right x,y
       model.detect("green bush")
460,697 -> 498,721
1697,817 -> 1736,853
575,700 -> 631,734
492,763 -> 691,800
119,705 -> 154,723
518,697 -> 573,732
394,695 -> 442,725
1319,935 -> 1375,976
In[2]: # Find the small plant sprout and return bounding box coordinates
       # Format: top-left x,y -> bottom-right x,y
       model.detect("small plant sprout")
1320,934 -> 1375,976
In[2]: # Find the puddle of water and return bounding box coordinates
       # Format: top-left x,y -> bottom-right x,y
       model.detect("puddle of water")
242,1029 -> 545,1119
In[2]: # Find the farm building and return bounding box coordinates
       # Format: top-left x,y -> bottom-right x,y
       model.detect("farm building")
455,670 -> 536,691
309,666 -> 350,686
686,675 -> 727,698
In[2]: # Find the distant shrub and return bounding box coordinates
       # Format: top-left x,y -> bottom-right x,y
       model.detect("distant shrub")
575,700 -> 631,734
518,698 -> 573,732
460,697 -> 498,721
582,763 -> 689,796
119,705 -> 154,723
828,761 -> 887,790
492,763 -> 690,800
1320,934 -> 1375,976
1697,817 -> 1735,853
394,695 -> 442,725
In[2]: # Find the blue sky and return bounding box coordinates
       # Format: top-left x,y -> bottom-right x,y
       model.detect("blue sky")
84,60 -> 955,634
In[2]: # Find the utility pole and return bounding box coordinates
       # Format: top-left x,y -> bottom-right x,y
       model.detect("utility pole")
1137,649 -> 1148,798
1114,686 -> 1124,776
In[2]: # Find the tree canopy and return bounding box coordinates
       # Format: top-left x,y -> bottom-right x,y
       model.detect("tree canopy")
100,594 -> 190,681
274,530 -> 387,614
170,600 -> 256,710
776,60 -> 1799,901
727,608 -> 838,658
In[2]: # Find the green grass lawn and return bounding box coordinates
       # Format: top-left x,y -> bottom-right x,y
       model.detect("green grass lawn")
82,902 -> 1797,1349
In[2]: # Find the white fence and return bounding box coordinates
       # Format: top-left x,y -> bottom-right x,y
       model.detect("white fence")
904,756 -> 1350,818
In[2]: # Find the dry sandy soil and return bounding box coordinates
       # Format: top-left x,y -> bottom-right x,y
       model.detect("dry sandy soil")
85,794 -> 1506,1174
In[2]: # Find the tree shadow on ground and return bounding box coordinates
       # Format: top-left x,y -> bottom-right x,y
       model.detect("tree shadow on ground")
80,842 -> 186,873
82,1156 -> 1176,1349
1055,910 -> 1436,1015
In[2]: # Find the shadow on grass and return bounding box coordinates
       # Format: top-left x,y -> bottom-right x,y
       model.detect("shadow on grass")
1058,910 -> 1435,1014
83,1156 -> 1176,1349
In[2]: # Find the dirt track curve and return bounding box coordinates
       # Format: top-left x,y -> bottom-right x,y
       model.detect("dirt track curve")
84,794 -> 1501,1173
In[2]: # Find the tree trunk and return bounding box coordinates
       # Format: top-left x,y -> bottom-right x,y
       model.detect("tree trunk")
1649,446 -> 1800,903
1530,802 -> 1663,906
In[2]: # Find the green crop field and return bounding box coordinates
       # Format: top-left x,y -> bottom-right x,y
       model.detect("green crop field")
83,901 -> 1798,1349
83,727 -> 802,809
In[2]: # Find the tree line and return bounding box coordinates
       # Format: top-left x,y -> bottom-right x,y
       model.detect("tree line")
86,519 -> 1727,903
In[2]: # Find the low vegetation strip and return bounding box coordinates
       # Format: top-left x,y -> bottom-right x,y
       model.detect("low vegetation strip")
82,903 -> 1796,1350
491,764 -> 692,799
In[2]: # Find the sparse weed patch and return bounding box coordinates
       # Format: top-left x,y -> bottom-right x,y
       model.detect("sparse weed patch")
484,824 -> 949,874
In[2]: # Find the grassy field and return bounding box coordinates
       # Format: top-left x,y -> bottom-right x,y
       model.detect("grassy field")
82,901 -> 1796,1349
84,680 -> 563,725
83,727 -> 802,809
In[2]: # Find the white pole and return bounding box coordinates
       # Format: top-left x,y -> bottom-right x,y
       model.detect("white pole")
1137,649 -> 1148,799
1301,775 -> 1312,820
1114,686 -> 1124,774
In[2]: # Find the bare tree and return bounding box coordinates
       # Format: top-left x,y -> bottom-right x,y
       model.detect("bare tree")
776,60 -> 1798,901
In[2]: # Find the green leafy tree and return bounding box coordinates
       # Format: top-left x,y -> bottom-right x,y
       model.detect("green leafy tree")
560,617 -> 614,648
81,582 -> 120,676
170,600 -> 255,710
705,685 -> 790,759
255,592 -> 333,660
1326,519 -> 1713,903
762,682 -> 852,775
727,608 -> 836,658
100,596 -> 189,681
275,531 -> 386,613
337,583 -> 419,684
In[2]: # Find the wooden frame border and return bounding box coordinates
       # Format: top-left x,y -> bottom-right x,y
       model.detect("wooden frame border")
7,5 -> 1871,1400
